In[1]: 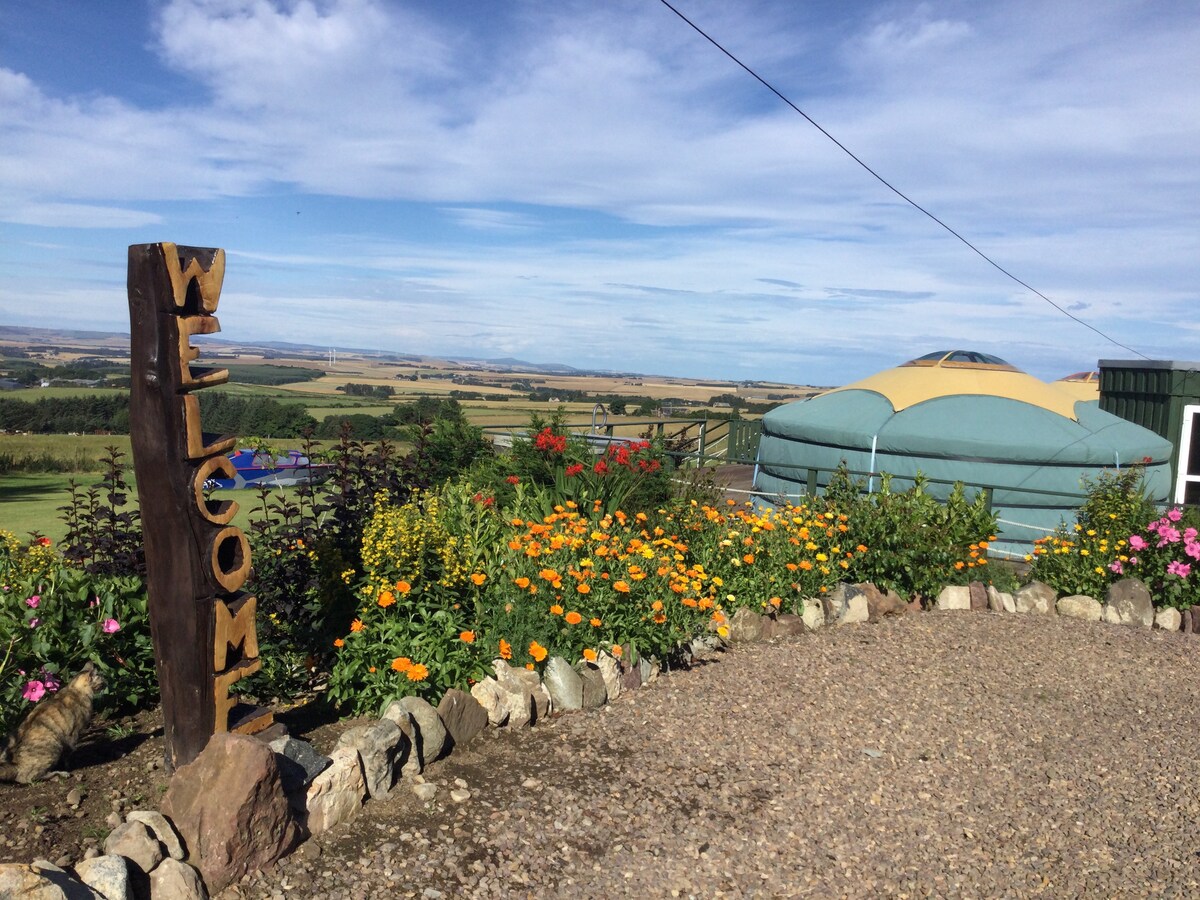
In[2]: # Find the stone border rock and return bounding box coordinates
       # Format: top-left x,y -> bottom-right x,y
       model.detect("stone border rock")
3,575 -> 1190,898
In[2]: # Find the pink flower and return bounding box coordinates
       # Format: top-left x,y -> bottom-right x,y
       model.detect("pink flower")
22,680 -> 46,703
1187,541 -> 1200,561
1185,528 -> 1199,543
89,596 -> 100,608
1167,507 -> 1183,522
102,618 -> 121,634
1128,534 -> 1147,551
1108,560 -> 1124,574
28,618 -> 39,629
1158,526 -> 1181,547
1129,556 -> 1140,566
25,594 -> 40,608
1167,560 -> 1192,578
41,671 -> 61,693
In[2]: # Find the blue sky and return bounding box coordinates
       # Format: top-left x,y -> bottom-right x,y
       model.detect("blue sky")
1,0 -> 1198,384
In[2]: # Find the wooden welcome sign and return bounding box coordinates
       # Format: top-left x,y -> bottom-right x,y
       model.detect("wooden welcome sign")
128,242 -> 272,770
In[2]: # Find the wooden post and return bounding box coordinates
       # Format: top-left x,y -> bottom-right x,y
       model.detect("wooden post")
127,243 -> 272,771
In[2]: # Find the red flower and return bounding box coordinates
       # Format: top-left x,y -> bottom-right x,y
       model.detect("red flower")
506,475 -> 520,484
565,463 -> 584,477
534,427 -> 567,454
593,460 -> 608,475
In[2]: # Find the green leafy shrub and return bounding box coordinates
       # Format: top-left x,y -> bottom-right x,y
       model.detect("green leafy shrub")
825,467 -> 998,602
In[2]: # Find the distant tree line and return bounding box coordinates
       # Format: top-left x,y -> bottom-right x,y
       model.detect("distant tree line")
337,383 -> 395,399
221,364 -> 324,386
1,358 -> 129,386
0,395 -> 130,433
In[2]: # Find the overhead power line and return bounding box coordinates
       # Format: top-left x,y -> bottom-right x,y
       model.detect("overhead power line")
656,0 -> 1148,360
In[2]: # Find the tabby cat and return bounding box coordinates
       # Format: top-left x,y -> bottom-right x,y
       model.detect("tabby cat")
0,662 -> 105,784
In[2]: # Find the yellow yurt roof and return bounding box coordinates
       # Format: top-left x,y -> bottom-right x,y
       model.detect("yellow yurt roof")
1054,371 -> 1101,403
827,350 -> 1081,420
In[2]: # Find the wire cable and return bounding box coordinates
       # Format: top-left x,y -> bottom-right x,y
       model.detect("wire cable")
656,0 -> 1149,359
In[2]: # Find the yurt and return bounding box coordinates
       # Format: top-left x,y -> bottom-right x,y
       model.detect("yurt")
754,350 -> 1173,555
1054,370 -> 1101,403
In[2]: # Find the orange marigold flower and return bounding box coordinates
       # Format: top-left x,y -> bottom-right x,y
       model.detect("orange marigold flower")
614,580 -> 631,593
514,576 -> 531,589
377,590 -> 396,608
525,663 -> 535,671
499,639 -> 513,660
682,597 -> 698,608
743,554 -> 755,564
583,648 -> 598,662
799,560 -> 813,571
470,572 -> 487,586
770,596 -> 782,608
460,630 -> 476,643
406,663 -> 429,682
333,638 -> 344,648
550,604 -> 564,616
590,617 -> 602,627
698,597 -> 714,610
395,580 -> 412,593
576,582 -> 591,594
651,600 -> 664,612
785,563 -> 798,572
368,666 -> 376,673
350,619 -> 365,632
391,656 -> 412,672
653,612 -> 667,624
529,640 -> 548,662
539,568 -> 560,582
565,611 -> 583,625
611,645 -> 624,658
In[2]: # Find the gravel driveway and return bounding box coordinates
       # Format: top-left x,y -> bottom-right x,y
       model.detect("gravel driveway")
222,612 -> 1200,898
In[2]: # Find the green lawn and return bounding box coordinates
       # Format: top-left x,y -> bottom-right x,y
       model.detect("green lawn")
1,473 -> 80,542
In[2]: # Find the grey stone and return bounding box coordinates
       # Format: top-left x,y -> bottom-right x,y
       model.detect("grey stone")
533,683 -> 552,721
576,663 -> 607,708
595,652 -> 622,702
412,782 -> 438,802
542,657 -> 584,710
0,862 -> 104,899
124,811 -> 185,861
73,855 -> 131,900
727,607 -> 765,642
497,681 -> 534,728
1056,594 -> 1102,622
1015,581 -> 1056,615
638,656 -> 657,686
335,719 -> 402,799
769,613 -> 808,637
449,788 -> 471,803
383,696 -> 447,766
823,583 -> 863,624
836,593 -> 870,625
1103,578 -> 1154,628
987,585 -> 1016,613
147,858 -> 208,900
493,659 -> 540,693
102,821 -> 162,876
1156,607 -> 1183,631
304,746 -> 366,836
936,586 -> 972,611
469,678 -> 510,726
437,688 -> 488,750
267,737 -> 332,799
800,599 -> 825,632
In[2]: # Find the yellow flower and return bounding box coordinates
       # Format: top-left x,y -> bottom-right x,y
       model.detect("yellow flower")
406,663 -> 429,682
716,625 -> 729,638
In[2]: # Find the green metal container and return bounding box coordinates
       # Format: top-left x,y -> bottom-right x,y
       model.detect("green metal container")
1098,359 -> 1200,492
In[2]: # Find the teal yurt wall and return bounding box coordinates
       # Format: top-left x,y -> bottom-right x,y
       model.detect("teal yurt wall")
754,351 -> 1173,556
